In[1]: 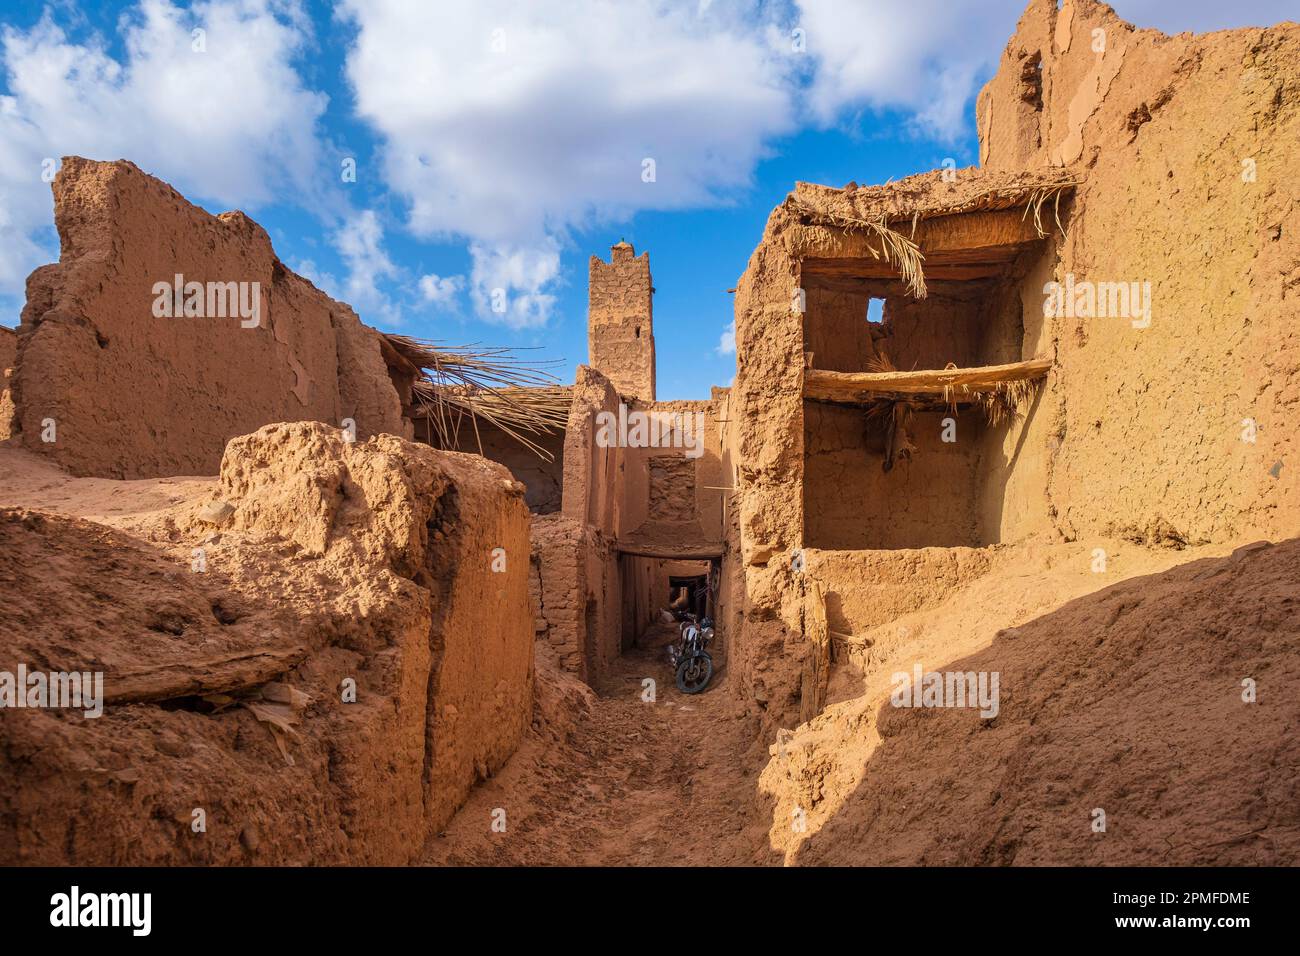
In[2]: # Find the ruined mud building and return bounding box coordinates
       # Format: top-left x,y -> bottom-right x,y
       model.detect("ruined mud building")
1,0 -> 1296,864
433,238 -> 732,682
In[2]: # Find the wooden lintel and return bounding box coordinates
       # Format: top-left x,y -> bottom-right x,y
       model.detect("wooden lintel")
616,544 -> 724,560
802,264 -> 1007,288
803,358 -> 1052,402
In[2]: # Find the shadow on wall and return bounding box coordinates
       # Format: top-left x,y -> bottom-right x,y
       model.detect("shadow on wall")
769,538 -> 1300,866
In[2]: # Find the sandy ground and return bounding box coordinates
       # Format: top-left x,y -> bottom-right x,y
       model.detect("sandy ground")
0,445 -> 214,531
422,621 -> 779,866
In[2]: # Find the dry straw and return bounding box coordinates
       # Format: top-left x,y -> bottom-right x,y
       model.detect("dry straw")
863,353 -> 1039,429
797,209 -> 928,299
791,174 -> 1079,299
384,335 -> 571,461
1021,182 -> 1075,239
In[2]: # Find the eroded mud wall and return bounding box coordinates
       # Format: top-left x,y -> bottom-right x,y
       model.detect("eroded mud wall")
731,1 -> 1300,729
979,0 -> 1300,543
522,367 -> 624,682
0,423 -> 532,864
0,326 -> 15,437
428,417 -> 566,515
729,201 -> 807,726
528,513 -> 618,680
618,397 -> 725,551
10,158 -> 407,479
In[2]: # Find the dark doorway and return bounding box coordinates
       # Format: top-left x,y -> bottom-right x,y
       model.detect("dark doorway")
668,574 -> 709,618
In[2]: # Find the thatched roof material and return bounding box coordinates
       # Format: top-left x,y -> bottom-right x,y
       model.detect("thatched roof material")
381,334 -> 571,460
789,167 -> 1080,229
786,168 -> 1080,300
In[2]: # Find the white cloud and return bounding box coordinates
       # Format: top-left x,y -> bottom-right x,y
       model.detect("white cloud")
339,0 -> 796,328
792,0 -> 1022,141
467,240 -> 559,330
0,0 -> 327,298
717,317 -> 736,355
417,272 -> 465,306
332,210 -> 399,320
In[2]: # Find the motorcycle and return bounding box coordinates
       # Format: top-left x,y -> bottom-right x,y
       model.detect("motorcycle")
667,612 -> 715,694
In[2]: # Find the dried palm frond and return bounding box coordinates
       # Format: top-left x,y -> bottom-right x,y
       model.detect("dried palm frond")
861,351 -> 918,471
1021,182 -> 1078,238
863,352 -> 902,423
979,376 -> 1039,425
796,207 -> 928,299
866,352 -> 897,374
940,371 -> 1040,425
384,335 -> 571,461
792,172 -> 1080,245
858,351 -> 1042,437
882,400 -> 916,472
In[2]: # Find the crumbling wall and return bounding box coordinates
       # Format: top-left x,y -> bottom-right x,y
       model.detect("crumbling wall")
648,456 -> 697,522
8,158 -> 407,479
712,388 -> 743,678
0,422 -> 532,863
529,513 -> 590,676
533,368 -> 624,681
979,0 -> 1300,544
731,1 -> 1300,730
730,200 -> 809,727
563,366 -> 625,535
433,417 -> 566,514
0,326 -> 14,438
618,397 -> 725,552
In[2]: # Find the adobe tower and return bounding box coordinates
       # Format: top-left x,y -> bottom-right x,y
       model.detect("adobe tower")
588,240 -> 655,401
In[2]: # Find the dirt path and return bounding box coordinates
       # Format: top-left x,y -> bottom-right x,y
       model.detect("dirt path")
422,622 -> 778,866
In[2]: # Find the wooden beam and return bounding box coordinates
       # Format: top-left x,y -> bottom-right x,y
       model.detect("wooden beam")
802,243 -> 1031,278
807,394 -> 980,412
616,543 -> 724,560
802,263 -> 1008,285
797,209 -> 1048,286
803,358 -> 1052,402
909,209 -> 1045,255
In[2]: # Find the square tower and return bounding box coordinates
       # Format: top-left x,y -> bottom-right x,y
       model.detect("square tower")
588,241 -> 655,402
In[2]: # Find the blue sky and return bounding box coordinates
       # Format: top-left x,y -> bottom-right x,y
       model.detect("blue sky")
1,0 -> 1293,398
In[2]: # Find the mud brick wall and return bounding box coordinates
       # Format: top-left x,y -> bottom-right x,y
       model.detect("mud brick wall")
9,158 -> 407,479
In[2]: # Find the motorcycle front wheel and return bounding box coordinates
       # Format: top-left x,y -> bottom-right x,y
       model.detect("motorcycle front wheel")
675,653 -> 713,695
